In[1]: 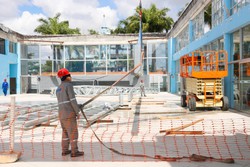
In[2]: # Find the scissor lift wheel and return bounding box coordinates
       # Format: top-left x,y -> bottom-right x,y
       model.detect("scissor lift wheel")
221,96 -> 229,111
181,94 -> 187,107
188,97 -> 196,111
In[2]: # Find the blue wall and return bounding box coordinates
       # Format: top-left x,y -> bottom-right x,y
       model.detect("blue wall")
168,37 -> 177,93
168,3 -> 250,97
0,39 -> 19,96
172,4 -> 250,61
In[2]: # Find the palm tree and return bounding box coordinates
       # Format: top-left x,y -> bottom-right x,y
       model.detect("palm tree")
113,4 -> 173,34
143,4 -> 173,33
34,13 -> 80,35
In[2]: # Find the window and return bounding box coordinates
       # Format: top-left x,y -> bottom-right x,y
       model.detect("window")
21,45 -> 39,59
243,25 -> 250,59
192,11 -> 204,40
86,45 -> 100,60
176,26 -> 189,52
9,41 -> 17,54
65,46 -> 84,60
147,42 -> 167,58
0,38 -> 5,54
65,61 -> 84,73
231,0 -> 250,14
148,58 -> 167,74
107,60 -> 127,74
21,60 -> 40,75
108,45 -> 128,60
212,0 -> 224,27
40,45 -> 54,60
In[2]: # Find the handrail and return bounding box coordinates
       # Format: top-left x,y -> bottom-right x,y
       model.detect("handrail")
180,50 -> 228,78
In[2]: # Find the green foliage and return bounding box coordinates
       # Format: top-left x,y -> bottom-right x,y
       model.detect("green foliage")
34,13 -> 81,35
41,61 -> 52,72
88,29 -> 99,35
113,4 -> 173,34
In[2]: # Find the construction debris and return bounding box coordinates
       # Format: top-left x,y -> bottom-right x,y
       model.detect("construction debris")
95,120 -> 114,123
132,101 -> 165,105
159,118 -> 204,134
190,154 -> 234,163
34,123 -> 57,128
167,131 -> 204,135
159,116 -> 181,120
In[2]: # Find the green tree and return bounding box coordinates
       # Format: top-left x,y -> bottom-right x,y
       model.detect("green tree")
88,29 -> 99,35
34,13 -> 81,35
42,61 -> 52,72
113,4 -> 173,33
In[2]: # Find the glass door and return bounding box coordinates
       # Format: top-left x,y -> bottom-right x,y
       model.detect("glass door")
233,62 -> 240,110
239,61 -> 250,112
149,74 -> 168,92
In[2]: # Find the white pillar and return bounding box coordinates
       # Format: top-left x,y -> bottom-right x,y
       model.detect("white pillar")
119,92 -> 124,106
9,96 -> 15,152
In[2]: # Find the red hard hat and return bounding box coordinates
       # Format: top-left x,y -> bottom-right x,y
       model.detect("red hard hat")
57,68 -> 70,78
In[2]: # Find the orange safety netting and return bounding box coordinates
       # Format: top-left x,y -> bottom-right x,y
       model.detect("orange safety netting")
1,113 -> 249,162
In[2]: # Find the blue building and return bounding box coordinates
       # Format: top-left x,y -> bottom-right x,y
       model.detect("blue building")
0,0 -> 249,112
167,0 -> 250,112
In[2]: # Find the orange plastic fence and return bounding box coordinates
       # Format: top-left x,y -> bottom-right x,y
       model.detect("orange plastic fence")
180,50 -> 228,78
0,109 -> 249,162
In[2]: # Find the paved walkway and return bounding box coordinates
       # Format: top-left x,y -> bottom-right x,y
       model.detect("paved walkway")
0,93 -> 250,167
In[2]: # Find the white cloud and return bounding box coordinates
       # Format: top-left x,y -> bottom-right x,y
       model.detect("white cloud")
2,11 -> 45,35
0,0 -> 191,35
0,0 -> 29,21
113,0 -> 138,19
32,0 -> 119,33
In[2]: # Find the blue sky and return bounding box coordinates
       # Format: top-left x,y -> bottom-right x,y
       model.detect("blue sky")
98,0 -> 116,9
0,0 -> 191,35
19,4 -> 44,15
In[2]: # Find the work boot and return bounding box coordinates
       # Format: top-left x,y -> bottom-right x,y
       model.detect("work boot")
71,151 -> 84,157
62,150 -> 71,156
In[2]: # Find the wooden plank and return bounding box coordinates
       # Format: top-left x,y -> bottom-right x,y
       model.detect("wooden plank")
159,116 -> 181,120
137,111 -> 186,115
159,118 -> 204,134
35,123 -> 57,127
117,107 -> 132,110
167,131 -> 204,135
95,120 -> 114,123
132,102 -> 165,105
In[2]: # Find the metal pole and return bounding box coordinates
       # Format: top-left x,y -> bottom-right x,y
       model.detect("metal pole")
119,92 -> 124,106
10,96 -> 15,152
128,90 -> 133,102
